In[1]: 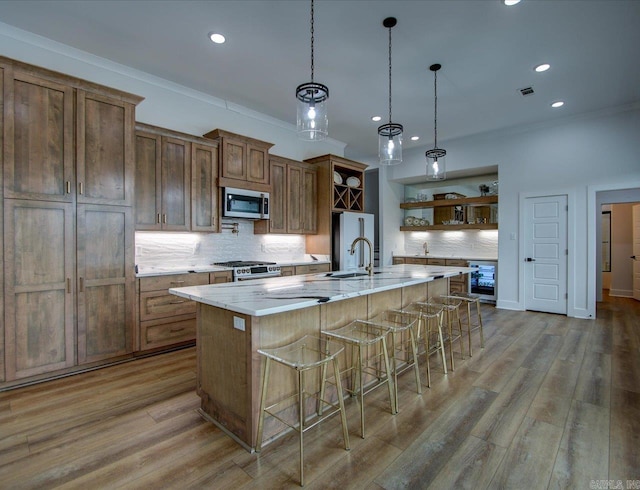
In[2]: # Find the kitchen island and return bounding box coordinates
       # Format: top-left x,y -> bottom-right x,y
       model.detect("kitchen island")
169,263 -> 474,450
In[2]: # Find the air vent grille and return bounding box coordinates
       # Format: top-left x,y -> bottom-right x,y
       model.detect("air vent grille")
519,86 -> 535,96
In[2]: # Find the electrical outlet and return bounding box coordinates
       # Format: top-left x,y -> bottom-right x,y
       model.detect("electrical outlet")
233,316 -> 245,331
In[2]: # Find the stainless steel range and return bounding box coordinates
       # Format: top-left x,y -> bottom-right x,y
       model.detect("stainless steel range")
213,260 -> 281,282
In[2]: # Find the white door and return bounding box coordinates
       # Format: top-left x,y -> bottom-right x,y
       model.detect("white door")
633,204 -> 640,301
524,195 -> 568,314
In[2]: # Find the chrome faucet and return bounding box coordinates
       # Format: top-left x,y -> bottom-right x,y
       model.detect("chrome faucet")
349,236 -> 374,276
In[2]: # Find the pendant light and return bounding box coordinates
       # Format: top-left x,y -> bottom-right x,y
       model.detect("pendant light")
378,17 -> 403,165
296,0 -> 329,141
426,63 -> 446,180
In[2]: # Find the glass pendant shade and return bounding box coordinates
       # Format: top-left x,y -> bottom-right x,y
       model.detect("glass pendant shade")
378,123 -> 403,165
296,82 -> 329,140
426,148 -> 446,180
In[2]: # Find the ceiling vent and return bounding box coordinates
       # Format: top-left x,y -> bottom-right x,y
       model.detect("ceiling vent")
519,86 -> 535,96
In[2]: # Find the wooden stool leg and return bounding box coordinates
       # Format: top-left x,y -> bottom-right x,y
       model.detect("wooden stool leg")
255,356 -> 271,452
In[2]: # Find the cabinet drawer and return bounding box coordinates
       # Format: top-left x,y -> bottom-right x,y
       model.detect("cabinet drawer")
392,257 -> 405,265
449,282 -> 467,294
140,272 -> 209,292
140,315 -> 196,350
445,259 -> 468,267
210,270 -> 232,283
405,257 -> 428,265
295,263 -> 331,275
280,266 -> 295,277
427,258 -> 446,266
140,291 -> 196,321
450,274 -> 467,284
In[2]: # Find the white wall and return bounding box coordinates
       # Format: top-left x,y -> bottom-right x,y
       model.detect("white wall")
383,106 -> 640,318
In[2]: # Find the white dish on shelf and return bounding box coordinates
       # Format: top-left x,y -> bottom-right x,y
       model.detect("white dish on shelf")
346,176 -> 361,188
404,216 -> 414,226
333,171 -> 343,185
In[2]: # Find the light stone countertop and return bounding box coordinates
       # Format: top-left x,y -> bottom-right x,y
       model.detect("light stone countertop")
135,260 -> 331,278
393,254 -> 498,261
169,264 -> 475,317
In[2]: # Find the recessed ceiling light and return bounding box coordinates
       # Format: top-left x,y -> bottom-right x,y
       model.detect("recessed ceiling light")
371,116 -> 382,122
551,101 -> 564,108
410,136 -> 420,141
208,32 -> 226,44
534,63 -> 550,72
503,0 -> 521,5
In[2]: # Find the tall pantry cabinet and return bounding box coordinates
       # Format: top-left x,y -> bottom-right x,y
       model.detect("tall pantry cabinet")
1,57 -> 143,383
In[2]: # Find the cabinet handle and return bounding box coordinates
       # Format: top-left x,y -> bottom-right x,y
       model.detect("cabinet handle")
157,213 -> 161,224
78,182 -> 83,195
66,181 -> 71,194
79,277 -> 84,292
170,281 -> 185,285
162,214 -> 167,224
170,327 -> 185,333
66,278 -> 71,293
169,300 -> 186,304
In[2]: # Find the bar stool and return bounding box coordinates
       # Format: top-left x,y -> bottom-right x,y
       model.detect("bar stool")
403,302 -> 447,387
322,320 -> 395,438
443,291 -> 485,356
255,335 -> 350,487
427,295 -> 465,371
370,309 -> 421,412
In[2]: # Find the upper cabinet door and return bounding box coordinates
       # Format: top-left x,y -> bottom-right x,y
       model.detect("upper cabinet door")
76,90 -> 135,206
220,139 -> 246,181
135,131 -> 162,231
191,142 -> 218,232
247,143 -> 269,185
302,166 -> 317,234
3,69 -> 75,202
161,136 -> 190,231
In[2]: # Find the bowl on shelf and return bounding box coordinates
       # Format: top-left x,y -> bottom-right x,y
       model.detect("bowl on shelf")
404,216 -> 415,226
346,176 -> 361,188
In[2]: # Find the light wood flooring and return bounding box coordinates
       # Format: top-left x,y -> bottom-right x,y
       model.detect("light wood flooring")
1,293 -> 639,489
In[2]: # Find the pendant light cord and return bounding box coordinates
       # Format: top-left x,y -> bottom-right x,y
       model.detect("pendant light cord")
388,25 -> 393,124
310,0 -> 315,83
433,68 -> 438,148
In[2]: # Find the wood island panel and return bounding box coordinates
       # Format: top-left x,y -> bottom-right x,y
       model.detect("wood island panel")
194,278 -> 451,450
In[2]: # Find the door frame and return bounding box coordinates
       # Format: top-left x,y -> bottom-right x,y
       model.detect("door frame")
518,189 -> 575,317
589,180 -> 640,316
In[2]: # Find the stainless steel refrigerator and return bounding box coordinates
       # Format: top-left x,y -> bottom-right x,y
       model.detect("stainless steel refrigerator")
332,212 -> 375,271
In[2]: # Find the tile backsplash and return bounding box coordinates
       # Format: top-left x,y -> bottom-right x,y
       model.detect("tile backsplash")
402,229 -> 498,259
135,221 -> 306,268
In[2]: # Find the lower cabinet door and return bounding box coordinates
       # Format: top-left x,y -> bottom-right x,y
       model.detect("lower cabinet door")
4,200 -> 76,380
77,205 -> 135,364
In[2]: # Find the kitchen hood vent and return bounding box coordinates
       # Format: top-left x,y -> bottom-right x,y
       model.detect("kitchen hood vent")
519,86 -> 535,96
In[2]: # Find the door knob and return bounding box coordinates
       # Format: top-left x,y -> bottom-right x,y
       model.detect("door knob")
632,255 -> 637,259
525,257 -> 536,262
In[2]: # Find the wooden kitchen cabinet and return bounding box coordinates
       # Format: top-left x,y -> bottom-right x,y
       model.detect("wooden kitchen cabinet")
3,69 -> 75,202
446,259 -> 469,293
203,129 -> 273,192
303,154 -> 368,255
135,126 -> 191,231
280,266 -> 295,277
138,272 -> 227,351
1,56 -> 142,388
77,205 -> 134,364
295,263 -> 331,275
0,65 -> 4,382
76,90 -> 136,206
191,141 -> 219,232
3,199 -> 75,380
254,156 -> 317,235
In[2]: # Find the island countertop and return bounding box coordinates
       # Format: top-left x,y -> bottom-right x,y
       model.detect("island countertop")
169,264 -> 475,317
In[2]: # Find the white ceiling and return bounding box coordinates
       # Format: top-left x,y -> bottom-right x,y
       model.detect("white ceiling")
1,0 -> 639,163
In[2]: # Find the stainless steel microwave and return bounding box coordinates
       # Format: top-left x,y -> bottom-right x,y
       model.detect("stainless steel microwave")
222,187 -> 270,220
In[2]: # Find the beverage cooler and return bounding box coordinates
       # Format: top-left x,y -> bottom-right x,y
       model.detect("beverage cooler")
468,260 -> 497,303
